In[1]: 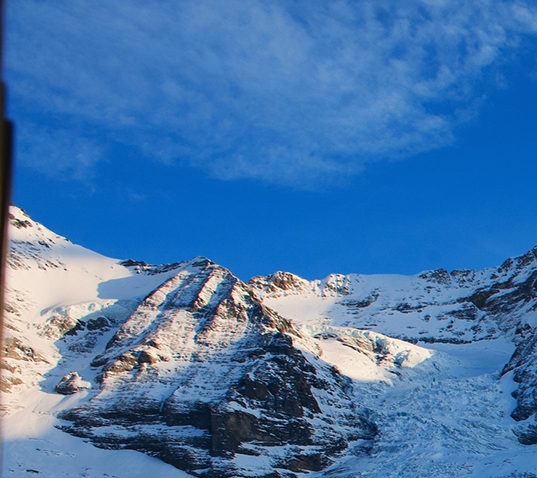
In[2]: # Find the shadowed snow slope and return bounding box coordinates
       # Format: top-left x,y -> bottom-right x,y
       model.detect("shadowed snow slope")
3,206 -> 537,477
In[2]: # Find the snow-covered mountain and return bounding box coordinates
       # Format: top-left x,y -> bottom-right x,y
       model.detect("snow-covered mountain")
3,206 -> 537,477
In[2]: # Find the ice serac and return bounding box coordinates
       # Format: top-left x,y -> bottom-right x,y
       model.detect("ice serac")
60,259 -> 376,478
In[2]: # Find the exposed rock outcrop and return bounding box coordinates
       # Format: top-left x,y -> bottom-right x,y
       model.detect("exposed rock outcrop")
55,372 -> 91,395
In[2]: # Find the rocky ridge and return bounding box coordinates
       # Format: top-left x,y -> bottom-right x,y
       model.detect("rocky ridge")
59,259 -> 379,477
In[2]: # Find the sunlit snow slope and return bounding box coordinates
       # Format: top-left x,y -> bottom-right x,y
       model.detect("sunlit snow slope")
3,206 -> 537,477
2,207 -> 192,477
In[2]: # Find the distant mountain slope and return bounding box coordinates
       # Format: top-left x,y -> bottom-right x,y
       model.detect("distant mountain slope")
3,206 -> 537,477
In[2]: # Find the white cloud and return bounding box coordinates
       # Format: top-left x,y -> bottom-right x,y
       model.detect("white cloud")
16,123 -> 102,182
6,0 -> 537,187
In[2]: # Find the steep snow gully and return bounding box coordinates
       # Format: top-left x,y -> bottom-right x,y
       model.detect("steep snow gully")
3,206 -> 537,477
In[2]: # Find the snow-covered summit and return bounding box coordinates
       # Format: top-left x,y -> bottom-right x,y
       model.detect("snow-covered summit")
252,250 -> 537,345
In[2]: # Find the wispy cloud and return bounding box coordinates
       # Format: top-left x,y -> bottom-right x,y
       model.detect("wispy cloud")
6,0 -> 537,187
16,123 -> 102,182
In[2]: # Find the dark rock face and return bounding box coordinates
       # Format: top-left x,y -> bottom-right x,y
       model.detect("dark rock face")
119,258 -> 186,275
486,248 -> 537,430
59,260 -> 376,477
339,291 -> 379,309
503,332 -> 537,422
55,372 -> 91,395
419,268 -> 452,285
514,423 -> 537,445
86,317 -> 110,331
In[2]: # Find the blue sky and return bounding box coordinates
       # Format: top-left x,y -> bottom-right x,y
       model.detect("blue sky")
5,0 -> 537,281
